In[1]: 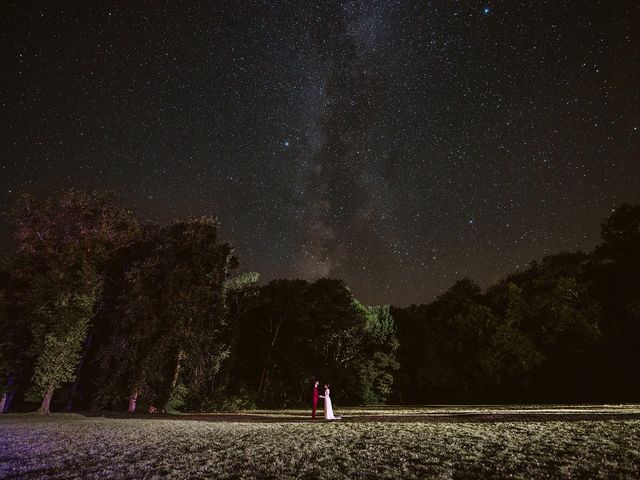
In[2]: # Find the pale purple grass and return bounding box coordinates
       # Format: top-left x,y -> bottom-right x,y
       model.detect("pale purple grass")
1,411 -> 639,479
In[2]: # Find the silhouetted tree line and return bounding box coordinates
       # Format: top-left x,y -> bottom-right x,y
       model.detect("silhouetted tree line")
392,203 -> 640,404
0,190 -> 638,413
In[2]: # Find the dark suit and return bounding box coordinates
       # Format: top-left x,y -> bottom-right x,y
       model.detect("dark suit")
312,384 -> 319,418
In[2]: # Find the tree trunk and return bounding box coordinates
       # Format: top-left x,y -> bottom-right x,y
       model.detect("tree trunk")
215,306 -> 249,395
258,320 -> 283,396
171,350 -> 185,389
37,386 -> 54,415
164,350 -> 186,412
128,389 -> 139,413
0,393 -> 6,413
66,334 -> 93,412
3,375 -> 15,413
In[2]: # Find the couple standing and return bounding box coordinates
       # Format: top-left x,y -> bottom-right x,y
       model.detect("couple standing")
312,380 -> 341,420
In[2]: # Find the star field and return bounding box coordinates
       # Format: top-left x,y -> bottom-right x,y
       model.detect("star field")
1,1 -> 639,305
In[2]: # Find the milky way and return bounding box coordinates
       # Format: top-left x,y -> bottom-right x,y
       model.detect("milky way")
1,1 -> 639,305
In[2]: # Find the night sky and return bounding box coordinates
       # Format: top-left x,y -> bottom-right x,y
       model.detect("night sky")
2,1 -> 639,306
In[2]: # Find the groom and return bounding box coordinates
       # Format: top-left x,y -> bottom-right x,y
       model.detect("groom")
311,379 -> 320,419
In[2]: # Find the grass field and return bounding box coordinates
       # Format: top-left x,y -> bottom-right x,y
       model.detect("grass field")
1,405 -> 639,479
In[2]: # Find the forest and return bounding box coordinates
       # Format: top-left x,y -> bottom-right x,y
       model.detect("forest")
0,190 -> 638,414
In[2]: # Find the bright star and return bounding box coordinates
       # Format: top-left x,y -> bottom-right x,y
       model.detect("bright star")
283,140 -> 290,147
482,6 -> 491,15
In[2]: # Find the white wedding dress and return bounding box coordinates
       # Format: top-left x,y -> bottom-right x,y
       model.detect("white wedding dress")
323,388 -> 340,420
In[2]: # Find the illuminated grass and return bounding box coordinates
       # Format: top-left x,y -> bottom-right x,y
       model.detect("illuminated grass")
244,404 -> 640,417
1,407 -> 639,479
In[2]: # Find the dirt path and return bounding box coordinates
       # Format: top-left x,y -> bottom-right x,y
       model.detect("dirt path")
82,410 -> 640,424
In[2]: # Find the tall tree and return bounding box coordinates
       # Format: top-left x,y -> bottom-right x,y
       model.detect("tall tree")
481,283 -> 543,400
591,204 -> 640,399
222,278 -> 400,408
28,293 -> 94,413
209,272 -> 261,407
357,305 -> 399,404
255,279 -> 312,406
95,217 -> 237,412
11,190 -> 138,413
515,254 -> 602,400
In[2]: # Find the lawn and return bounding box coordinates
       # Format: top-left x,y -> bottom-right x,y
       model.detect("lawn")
1,405 -> 639,479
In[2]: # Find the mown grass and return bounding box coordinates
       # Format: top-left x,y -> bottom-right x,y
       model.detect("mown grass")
1,406 -> 639,479
242,404 -> 640,417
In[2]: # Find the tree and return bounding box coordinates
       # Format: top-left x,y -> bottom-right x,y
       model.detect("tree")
28,293 -> 94,413
0,286 -> 10,412
153,218 -> 237,411
253,279 -> 312,407
304,279 -> 383,405
357,305 -> 399,404
222,278 -> 399,408
414,279 -> 492,402
480,283 -> 543,399
489,253 -> 603,401
395,279 -> 534,403
596,203 -> 640,263
0,258 -> 37,413
391,303 -> 429,404
95,217 -> 237,412
591,204 -> 640,400
210,272 -> 261,407
10,190 -> 138,413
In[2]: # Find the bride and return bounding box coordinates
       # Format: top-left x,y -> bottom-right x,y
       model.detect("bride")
320,384 -> 341,420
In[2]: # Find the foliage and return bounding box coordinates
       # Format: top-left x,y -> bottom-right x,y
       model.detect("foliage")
223,272 -> 260,293
94,217 -> 237,411
357,305 -> 399,404
2,190 -> 640,411
479,283 -> 543,391
6,190 -> 138,412
218,279 -> 400,408
27,294 -> 93,400
165,382 -> 189,413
